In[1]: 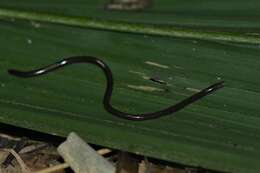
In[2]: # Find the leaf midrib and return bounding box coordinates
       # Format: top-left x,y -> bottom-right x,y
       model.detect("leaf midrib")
0,8 -> 260,44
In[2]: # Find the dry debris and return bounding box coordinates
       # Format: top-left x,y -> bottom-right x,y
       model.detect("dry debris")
0,132 -> 221,173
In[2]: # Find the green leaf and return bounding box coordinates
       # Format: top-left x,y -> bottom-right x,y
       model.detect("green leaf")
1,7 -> 260,44
0,1 -> 260,173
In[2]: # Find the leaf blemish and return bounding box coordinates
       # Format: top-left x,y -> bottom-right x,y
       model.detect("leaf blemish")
127,85 -> 164,92
149,76 -> 167,85
129,71 -> 168,86
145,61 -> 169,69
129,70 -> 149,80
105,0 -> 151,11
186,87 -> 201,92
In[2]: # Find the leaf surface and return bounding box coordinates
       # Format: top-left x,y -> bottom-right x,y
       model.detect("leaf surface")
0,1 -> 260,173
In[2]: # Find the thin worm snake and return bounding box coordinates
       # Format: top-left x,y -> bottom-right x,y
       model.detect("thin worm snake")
8,56 -> 224,121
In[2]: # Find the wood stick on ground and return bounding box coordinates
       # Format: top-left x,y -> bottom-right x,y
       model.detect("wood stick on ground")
33,163 -> 69,173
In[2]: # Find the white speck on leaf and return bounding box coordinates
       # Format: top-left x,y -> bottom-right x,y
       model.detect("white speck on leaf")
27,39 -> 32,44
31,21 -> 41,28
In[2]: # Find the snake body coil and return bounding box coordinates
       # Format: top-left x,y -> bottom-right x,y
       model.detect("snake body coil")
8,56 -> 224,121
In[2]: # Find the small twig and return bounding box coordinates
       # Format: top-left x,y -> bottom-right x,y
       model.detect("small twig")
33,148 -> 111,173
33,163 -> 69,173
20,143 -> 49,154
97,148 -> 112,156
2,137 -> 28,167
0,149 -> 31,173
